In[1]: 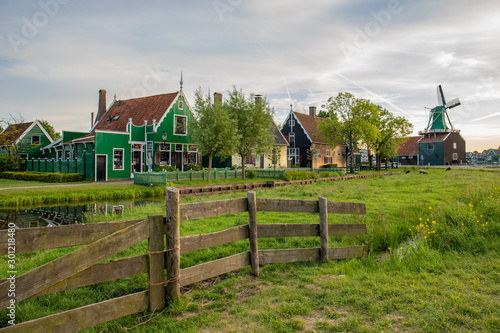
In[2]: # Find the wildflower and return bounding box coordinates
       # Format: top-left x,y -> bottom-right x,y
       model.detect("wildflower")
419,217 -> 422,221
429,207 -> 432,210
424,236 -> 427,239
432,221 -> 436,224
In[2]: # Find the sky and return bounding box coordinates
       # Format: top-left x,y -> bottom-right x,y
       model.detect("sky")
1,0 -> 499,152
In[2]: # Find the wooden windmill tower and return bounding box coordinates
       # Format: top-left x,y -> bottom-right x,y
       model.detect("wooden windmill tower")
419,85 -> 461,134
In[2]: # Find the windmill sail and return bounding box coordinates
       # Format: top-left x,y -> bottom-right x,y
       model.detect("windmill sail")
437,85 -> 446,106
446,97 -> 461,109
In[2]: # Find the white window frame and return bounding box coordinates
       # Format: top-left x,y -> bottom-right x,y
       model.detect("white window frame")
113,148 -> 124,170
187,144 -> 197,152
453,142 -> 457,149
174,115 -> 187,136
289,119 -> 295,127
178,100 -> 184,110
31,135 -> 40,145
452,153 -> 458,160
289,132 -> 295,145
175,144 -> 183,152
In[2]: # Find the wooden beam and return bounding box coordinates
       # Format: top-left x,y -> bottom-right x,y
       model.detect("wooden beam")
248,191 -> 259,277
0,219 -> 145,255
319,196 -> 328,261
256,198 -> 365,215
165,187 -> 181,301
0,291 -> 148,333
258,224 -> 319,238
148,215 -> 165,311
180,225 -> 249,254
259,248 -> 320,265
327,201 -> 366,215
31,255 -> 148,298
180,252 -> 250,287
328,224 -> 366,236
0,219 -> 148,311
179,198 -> 248,221
328,245 -> 367,259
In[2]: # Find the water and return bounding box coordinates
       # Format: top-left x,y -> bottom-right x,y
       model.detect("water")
0,198 -> 162,229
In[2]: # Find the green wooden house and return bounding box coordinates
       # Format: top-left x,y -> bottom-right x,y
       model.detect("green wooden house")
0,120 -> 54,160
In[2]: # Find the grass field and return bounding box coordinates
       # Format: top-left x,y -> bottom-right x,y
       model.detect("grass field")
1,168 -> 499,332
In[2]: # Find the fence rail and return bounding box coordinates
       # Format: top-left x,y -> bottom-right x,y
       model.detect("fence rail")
0,189 -> 367,332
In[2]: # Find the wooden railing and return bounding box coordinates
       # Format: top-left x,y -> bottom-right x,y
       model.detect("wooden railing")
0,188 -> 367,332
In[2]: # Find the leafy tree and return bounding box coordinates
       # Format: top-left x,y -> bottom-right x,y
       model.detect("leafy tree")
191,88 -> 238,182
269,148 -> 281,170
39,119 -> 61,141
0,114 -> 26,171
226,87 -> 274,179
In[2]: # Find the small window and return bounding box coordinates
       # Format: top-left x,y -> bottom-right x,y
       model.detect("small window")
174,115 -> 187,135
158,143 -> 170,151
175,144 -> 183,152
31,135 -> 40,145
289,132 -> 295,145
188,145 -> 197,152
289,119 -> 295,127
435,154 -> 439,159
113,149 -> 124,170
453,142 -> 457,149
65,151 -> 71,161
452,153 -> 458,160
427,143 -> 434,150
178,100 -> 184,110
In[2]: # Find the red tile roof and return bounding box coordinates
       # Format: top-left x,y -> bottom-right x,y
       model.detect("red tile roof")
397,136 -> 421,156
293,112 -> 326,144
0,121 -> 34,146
94,92 -> 179,132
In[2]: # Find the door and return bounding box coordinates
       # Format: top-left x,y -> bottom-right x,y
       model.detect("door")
260,155 -> 265,168
96,155 -> 106,181
132,151 -> 142,173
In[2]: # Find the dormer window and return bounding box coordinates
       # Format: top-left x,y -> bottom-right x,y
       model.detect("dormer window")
179,100 -> 184,110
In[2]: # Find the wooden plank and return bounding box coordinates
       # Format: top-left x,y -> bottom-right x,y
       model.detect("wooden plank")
0,219 -> 144,255
258,224 -> 319,238
259,248 -> 320,265
328,224 -> 367,236
31,255 -> 148,298
165,187 -> 181,301
180,225 -> 249,254
0,219 -> 149,311
319,196 -> 328,261
256,198 -> 318,213
328,245 -> 367,259
248,191 -> 260,277
148,215 -> 165,311
327,201 -> 366,215
0,291 -> 148,333
179,198 -> 248,221
180,252 -> 250,287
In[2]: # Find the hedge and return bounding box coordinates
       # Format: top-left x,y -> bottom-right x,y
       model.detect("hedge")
0,171 -> 83,183
284,170 -> 320,181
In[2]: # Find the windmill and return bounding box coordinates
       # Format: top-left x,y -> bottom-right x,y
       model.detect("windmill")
419,85 -> 461,134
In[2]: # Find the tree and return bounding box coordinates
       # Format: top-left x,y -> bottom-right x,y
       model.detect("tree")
306,147 -> 319,170
191,88 -> 238,182
269,148 -> 281,170
226,87 -> 274,179
39,119 -> 61,141
0,114 -> 26,171
317,92 -> 371,171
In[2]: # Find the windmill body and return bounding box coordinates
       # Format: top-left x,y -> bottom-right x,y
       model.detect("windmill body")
419,85 -> 460,135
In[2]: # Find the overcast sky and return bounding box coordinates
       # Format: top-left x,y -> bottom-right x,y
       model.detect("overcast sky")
1,0 -> 499,152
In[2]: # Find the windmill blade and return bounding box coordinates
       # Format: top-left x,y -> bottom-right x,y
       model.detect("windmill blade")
437,85 -> 446,106
446,97 -> 461,109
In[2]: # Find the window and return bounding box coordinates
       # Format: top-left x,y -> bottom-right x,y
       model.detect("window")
187,145 -> 197,152
113,149 -> 124,170
326,150 -> 332,164
175,144 -> 183,152
174,115 -> 187,135
452,153 -> 458,160
427,143 -> 434,150
289,132 -> 295,145
288,148 -> 300,164
31,135 -> 40,145
65,151 -> 71,161
435,154 -> 439,160
245,155 -> 256,165
289,119 -> 295,127
158,143 -> 170,151
178,100 -> 184,110
453,142 -> 457,149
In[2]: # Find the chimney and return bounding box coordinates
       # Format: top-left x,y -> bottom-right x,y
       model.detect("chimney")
309,106 -> 316,118
214,92 -> 223,106
255,94 -> 262,105
96,89 -> 107,122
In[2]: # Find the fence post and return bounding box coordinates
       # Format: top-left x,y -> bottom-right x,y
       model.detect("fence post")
247,191 -> 260,277
165,187 -> 181,301
148,215 -> 166,310
319,196 -> 328,261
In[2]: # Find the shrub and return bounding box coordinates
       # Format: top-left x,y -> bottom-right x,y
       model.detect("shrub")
0,171 -> 83,182
154,165 -> 176,172
0,155 -> 16,173
246,170 -> 257,179
184,163 -> 203,171
323,163 -> 338,168
284,170 -> 319,181
292,164 -> 301,168
319,171 -> 345,178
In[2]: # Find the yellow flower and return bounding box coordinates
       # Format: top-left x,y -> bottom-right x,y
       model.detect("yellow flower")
424,236 -> 427,239
429,207 -> 432,210
419,217 -> 422,221
432,221 -> 436,224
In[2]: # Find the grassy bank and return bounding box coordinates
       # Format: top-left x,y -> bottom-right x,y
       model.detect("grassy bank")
1,169 -> 499,332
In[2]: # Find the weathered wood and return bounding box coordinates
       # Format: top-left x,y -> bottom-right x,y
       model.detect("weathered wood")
247,191 -> 260,277
319,196 -> 328,261
0,219 -> 148,311
258,224 -> 319,238
180,252 -> 250,287
0,291 -> 149,333
179,198 -> 248,221
165,187 -> 181,301
328,224 -> 366,236
148,215 -> 165,311
256,198 -> 365,215
31,255 -> 148,298
0,219 -> 144,255
180,225 -> 249,254
259,248 -> 320,265
328,245 -> 367,259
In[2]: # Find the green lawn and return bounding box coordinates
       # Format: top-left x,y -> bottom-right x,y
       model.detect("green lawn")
1,168 -> 499,332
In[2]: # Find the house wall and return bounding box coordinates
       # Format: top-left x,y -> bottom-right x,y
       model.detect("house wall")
443,133 -> 466,164
419,141 -> 444,165
95,132 -> 131,179
280,113 -> 311,167
18,124 -> 51,159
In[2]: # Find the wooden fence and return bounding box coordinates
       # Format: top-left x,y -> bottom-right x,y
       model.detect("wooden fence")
0,188 -> 367,332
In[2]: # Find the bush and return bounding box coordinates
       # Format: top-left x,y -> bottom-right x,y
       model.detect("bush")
323,163 -> 338,168
0,171 -> 83,182
319,171 -> 345,178
0,155 -> 16,173
284,170 -> 319,181
184,163 -> 203,171
246,170 -> 257,179
153,165 -> 176,172
292,164 -> 301,168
